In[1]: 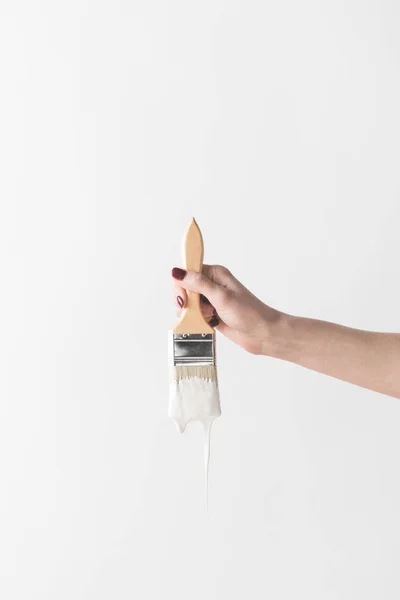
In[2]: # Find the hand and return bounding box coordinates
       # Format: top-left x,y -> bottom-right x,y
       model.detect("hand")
171,265 -> 284,355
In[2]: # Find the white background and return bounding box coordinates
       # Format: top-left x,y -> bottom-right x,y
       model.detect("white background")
1,2 -> 400,599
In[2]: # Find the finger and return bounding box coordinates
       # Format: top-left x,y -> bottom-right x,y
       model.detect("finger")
172,280 -> 187,308
172,273 -> 214,316
202,264 -> 239,288
172,282 -> 211,308
171,267 -> 227,307
176,302 -> 214,320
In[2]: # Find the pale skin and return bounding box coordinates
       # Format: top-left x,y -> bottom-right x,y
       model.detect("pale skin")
172,265 -> 400,400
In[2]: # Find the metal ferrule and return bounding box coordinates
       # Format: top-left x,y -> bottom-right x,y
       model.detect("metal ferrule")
168,332 -> 215,367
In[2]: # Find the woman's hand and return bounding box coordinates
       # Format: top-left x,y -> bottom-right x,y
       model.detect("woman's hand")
171,265 -> 284,355
172,264 -> 400,399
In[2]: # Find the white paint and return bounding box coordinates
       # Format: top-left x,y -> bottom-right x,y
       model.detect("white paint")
169,377 -> 221,509
169,376 -> 221,434
203,419 -> 213,513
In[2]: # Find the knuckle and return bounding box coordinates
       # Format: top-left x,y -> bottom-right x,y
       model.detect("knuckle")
219,286 -> 233,303
213,264 -> 231,276
193,272 -> 204,285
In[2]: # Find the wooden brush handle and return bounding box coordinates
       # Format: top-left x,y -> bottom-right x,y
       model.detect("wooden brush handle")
173,218 -> 214,334
183,217 -> 204,274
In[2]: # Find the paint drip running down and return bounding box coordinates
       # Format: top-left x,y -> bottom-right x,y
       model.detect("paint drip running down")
169,375 -> 221,510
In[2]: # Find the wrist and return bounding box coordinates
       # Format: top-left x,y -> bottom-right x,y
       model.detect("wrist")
261,310 -> 298,360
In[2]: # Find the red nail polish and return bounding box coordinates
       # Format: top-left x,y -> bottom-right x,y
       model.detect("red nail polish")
177,295 -> 184,308
172,267 -> 187,280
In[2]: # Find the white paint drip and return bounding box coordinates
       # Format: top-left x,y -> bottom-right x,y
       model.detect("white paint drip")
203,419 -> 213,513
169,376 -> 221,510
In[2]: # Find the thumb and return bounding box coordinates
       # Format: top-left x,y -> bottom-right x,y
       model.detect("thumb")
171,267 -> 226,307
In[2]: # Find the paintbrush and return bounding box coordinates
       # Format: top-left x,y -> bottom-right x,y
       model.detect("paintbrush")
168,218 -> 221,434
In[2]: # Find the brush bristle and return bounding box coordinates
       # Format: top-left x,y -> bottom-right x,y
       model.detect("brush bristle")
169,364 -> 218,384
169,367 -> 221,433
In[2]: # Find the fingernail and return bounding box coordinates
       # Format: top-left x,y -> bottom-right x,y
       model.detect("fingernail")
172,267 -> 187,280
200,294 -> 210,304
177,295 -> 184,308
209,315 -> 220,328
